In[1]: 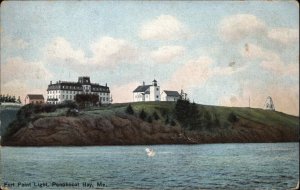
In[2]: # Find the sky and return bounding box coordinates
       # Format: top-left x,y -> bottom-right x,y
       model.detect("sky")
1,1 -> 299,116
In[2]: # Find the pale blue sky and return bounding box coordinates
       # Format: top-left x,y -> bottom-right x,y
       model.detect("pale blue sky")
1,1 -> 299,115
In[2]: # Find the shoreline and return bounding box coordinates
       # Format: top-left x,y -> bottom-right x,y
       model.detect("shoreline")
2,140 -> 299,147
2,102 -> 299,147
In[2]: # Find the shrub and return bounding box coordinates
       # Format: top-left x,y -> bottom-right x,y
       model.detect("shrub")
147,116 -> 153,123
66,108 -> 79,117
175,99 -> 190,124
139,109 -> 147,120
153,111 -> 160,120
171,120 -> 176,126
228,112 -> 239,123
43,104 -> 57,113
165,115 -> 169,124
75,94 -> 99,107
59,100 -> 78,109
126,104 -> 134,115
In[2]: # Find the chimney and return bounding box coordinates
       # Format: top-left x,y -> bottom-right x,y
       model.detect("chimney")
106,83 -> 107,87
50,81 -> 52,85
143,81 -> 145,86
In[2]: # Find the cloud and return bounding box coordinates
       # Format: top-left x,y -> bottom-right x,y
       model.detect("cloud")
241,43 -> 279,61
1,36 -> 29,49
44,37 -> 86,64
1,57 -> 52,103
241,43 -> 298,76
139,15 -> 189,40
151,46 -> 185,63
219,14 -> 266,42
110,82 -> 140,103
164,55 -> 245,91
1,80 -> 47,104
164,56 -> 214,90
44,36 -> 139,70
260,60 -> 299,76
89,36 -> 138,67
1,57 -> 52,84
267,28 -> 299,45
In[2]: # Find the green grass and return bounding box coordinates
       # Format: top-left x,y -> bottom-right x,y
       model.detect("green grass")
200,105 -> 299,128
15,101 -> 299,128
82,102 -> 298,128
38,108 -> 69,117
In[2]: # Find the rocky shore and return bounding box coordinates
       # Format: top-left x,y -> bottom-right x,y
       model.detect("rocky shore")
3,112 -> 298,146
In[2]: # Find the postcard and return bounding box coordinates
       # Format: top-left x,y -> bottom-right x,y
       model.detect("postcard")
0,1 -> 299,189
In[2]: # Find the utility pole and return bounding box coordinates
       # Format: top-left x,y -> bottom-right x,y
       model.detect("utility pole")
249,96 -> 250,108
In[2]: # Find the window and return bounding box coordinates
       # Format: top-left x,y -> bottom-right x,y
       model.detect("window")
156,88 -> 159,91
156,95 -> 159,98
63,95 -> 65,98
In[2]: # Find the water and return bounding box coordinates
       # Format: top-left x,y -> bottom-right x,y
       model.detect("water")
1,143 -> 299,189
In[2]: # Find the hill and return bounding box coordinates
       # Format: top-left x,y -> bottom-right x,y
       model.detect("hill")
1,101 -> 299,146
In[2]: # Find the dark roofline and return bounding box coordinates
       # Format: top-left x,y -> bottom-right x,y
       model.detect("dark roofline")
163,90 -> 180,97
27,94 -> 44,100
133,85 -> 151,92
47,83 -> 110,92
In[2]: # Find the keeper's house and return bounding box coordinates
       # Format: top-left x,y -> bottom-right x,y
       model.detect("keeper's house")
133,80 -> 160,102
161,90 -> 181,102
47,76 -> 110,105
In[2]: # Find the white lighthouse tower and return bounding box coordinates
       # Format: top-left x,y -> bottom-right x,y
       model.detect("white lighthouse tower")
264,96 -> 275,111
149,79 -> 160,101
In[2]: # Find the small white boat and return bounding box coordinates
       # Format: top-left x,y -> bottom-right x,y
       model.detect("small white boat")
145,148 -> 156,157
290,181 -> 299,190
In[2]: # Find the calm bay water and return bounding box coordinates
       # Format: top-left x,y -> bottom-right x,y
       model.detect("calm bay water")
1,143 -> 299,189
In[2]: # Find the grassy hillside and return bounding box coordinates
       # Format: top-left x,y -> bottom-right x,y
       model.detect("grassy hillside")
12,101 -> 298,129
107,102 -> 299,129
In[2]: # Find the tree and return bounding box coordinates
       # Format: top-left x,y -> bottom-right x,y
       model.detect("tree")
175,99 -> 190,126
171,120 -> 176,126
17,96 -> 21,104
75,94 -> 99,108
126,104 -> 134,115
147,116 -> 153,123
0,94 -> 20,103
189,102 -> 202,130
139,109 -> 147,120
152,111 -> 160,120
213,113 -> 221,127
228,112 -> 239,123
165,115 -> 169,124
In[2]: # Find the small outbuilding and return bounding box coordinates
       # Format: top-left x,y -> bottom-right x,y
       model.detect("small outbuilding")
161,90 -> 181,102
25,94 -> 45,105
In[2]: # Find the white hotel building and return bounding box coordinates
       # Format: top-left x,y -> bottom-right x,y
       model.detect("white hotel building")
47,76 -> 111,105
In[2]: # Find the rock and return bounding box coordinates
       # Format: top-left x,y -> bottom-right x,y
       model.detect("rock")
2,112 -> 298,146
